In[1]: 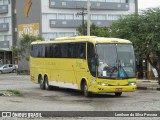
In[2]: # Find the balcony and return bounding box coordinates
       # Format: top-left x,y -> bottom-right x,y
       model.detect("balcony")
0,23 -> 9,32
0,41 -> 9,49
50,19 -> 113,28
0,5 -> 8,14
49,0 -> 129,10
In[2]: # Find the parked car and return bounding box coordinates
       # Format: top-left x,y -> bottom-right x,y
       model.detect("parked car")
0,64 -> 17,74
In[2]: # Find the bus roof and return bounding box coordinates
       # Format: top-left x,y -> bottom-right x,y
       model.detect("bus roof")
31,36 -> 132,44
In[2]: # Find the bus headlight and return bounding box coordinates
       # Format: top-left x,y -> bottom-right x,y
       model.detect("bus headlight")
98,82 -> 109,86
129,83 -> 136,86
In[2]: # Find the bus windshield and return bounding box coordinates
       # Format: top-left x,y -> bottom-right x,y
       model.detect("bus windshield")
96,44 -> 136,79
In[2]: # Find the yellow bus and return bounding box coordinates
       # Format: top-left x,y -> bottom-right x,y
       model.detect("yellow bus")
30,36 -> 136,97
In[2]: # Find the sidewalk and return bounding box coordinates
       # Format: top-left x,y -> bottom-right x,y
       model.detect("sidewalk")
136,79 -> 160,91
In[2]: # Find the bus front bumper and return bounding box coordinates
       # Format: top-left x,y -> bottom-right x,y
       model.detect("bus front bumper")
95,85 -> 136,93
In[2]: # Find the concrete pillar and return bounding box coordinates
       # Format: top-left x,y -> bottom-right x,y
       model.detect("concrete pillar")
4,51 -> 6,64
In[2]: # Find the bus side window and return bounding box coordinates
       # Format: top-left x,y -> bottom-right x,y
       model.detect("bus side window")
45,44 -> 50,58
72,43 -> 77,58
34,44 -> 39,58
61,44 -> 68,58
30,45 -> 34,57
68,43 -> 76,58
77,43 -> 86,59
55,44 -> 61,58
37,45 -> 44,58
49,45 -> 53,58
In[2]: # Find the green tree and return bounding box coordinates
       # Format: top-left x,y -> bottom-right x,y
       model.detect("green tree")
18,34 -> 44,61
77,23 -> 110,37
110,8 -> 160,84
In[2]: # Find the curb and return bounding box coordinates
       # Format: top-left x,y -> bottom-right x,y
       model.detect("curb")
137,87 -> 160,91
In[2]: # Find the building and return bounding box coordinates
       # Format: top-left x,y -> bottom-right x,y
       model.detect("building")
15,0 -> 136,71
16,0 -> 136,40
0,0 -> 16,65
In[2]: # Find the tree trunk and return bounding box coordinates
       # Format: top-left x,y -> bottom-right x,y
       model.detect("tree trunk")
147,54 -> 160,85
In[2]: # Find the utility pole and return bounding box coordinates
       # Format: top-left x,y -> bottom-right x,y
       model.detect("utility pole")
87,0 -> 91,36
135,0 -> 138,15
77,8 -> 87,35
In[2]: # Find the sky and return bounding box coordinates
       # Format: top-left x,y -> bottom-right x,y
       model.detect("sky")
138,0 -> 160,10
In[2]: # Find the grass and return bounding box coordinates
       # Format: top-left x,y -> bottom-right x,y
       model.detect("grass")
6,90 -> 23,96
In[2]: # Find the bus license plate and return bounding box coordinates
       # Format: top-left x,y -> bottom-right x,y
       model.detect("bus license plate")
116,88 -> 122,91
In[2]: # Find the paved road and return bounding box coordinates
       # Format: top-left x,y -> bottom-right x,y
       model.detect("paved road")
0,73 -> 160,119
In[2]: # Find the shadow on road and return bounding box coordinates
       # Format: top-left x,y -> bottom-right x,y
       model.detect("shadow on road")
35,86 -> 127,98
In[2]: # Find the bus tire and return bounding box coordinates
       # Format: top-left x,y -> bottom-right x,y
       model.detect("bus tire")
44,76 -> 52,90
83,81 -> 92,97
39,76 -> 45,89
115,92 -> 122,97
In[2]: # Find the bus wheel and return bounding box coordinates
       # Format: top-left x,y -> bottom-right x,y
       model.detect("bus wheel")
115,92 -> 122,97
39,76 -> 45,89
83,81 -> 92,97
44,76 -> 51,90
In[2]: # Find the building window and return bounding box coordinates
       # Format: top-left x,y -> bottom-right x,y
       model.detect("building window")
50,1 -> 55,5
91,0 -> 105,2
2,6 -> 6,10
75,14 -> 87,20
129,0 -> 134,3
58,32 -> 74,38
3,0 -> 9,5
0,0 -> 10,5
117,4 -> 121,7
62,2 -> 66,6
107,14 -> 121,20
42,13 -> 57,20
0,35 -> 4,41
42,33 -> 57,40
0,0 -> 3,5
2,24 -> 6,28
58,14 -> 74,20
5,35 -> 11,41
0,18 -> 4,23
126,4 -> 129,8
0,17 -> 11,23
62,21 -> 67,24
91,14 -> 106,20
4,17 -> 11,23
51,21 -> 56,24
0,35 -> 11,41
97,3 -> 100,7
106,0 -> 126,3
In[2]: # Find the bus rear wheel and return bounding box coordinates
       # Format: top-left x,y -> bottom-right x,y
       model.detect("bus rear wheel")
115,92 -> 122,97
44,76 -> 52,90
39,76 -> 45,89
83,81 -> 92,97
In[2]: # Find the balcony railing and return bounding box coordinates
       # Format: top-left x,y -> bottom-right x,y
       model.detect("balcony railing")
0,5 -> 8,14
0,23 -> 9,32
50,19 -> 113,28
49,0 -> 129,10
0,41 -> 9,49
